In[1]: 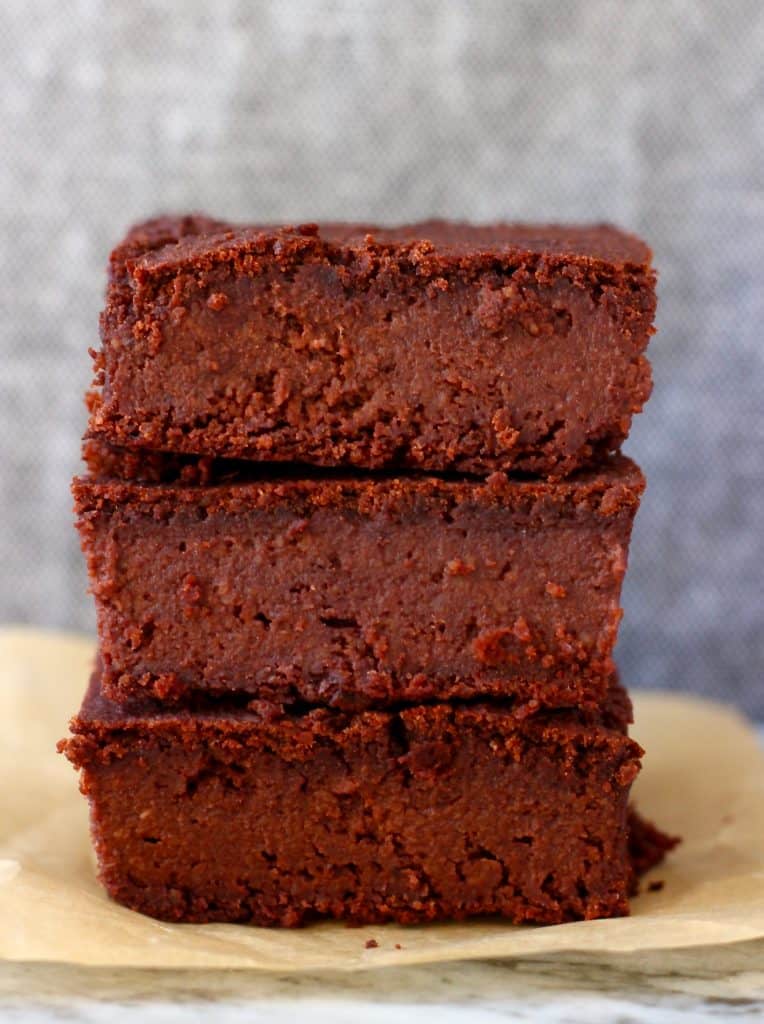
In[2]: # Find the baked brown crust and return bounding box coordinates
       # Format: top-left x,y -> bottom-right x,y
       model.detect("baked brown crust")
89,216 -> 656,477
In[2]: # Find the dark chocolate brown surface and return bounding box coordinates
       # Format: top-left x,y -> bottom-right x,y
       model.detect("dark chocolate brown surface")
74,452 -> 644,710
60,671 -> 675,927
89,216 -> 656,477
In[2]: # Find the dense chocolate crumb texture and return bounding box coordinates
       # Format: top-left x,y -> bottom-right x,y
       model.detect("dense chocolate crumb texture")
75,446 -> 644,711
88,216 -> 656,477
60,671 -> 675,927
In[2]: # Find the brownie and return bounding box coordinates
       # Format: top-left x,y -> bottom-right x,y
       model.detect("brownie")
73,450 -> 644,710
60,670 -> 675,926
88,215 -> 656,477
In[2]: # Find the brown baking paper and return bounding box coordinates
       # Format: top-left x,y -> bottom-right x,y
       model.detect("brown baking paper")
1,627 -> 762,971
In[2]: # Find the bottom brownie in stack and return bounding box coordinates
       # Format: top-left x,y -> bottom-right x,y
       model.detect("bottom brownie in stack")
61,670 -> 672,926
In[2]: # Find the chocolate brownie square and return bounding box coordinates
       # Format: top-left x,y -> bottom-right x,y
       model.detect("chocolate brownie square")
89,216 -> 656,476
61,670 -> 673,926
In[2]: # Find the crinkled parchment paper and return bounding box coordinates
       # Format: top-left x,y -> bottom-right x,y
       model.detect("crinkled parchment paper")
0,628 -> 762,971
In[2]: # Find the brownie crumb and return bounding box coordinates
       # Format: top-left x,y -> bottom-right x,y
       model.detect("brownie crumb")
206,292 -> 229,311
648,880 -> 665,892
365,938 -> 379,949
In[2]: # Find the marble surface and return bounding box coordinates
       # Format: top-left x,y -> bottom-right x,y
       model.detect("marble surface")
1,942 -> 763,1022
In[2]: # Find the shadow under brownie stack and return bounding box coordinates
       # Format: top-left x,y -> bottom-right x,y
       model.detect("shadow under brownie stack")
61,217 -> 676,926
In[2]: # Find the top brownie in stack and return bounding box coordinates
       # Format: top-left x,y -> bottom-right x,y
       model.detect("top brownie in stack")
88,217 -> 656,477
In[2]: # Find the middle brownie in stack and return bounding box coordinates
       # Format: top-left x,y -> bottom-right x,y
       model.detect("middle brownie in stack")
76,445 -> 643,711
65,216 -> 667,926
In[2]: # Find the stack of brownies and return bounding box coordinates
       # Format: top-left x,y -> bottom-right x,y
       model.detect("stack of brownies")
62,217 -> 674,926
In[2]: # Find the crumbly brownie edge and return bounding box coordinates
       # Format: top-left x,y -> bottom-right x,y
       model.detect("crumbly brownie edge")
73,451 -> 646,518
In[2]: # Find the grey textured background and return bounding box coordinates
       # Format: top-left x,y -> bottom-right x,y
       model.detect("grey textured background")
1,1 -> 762,713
